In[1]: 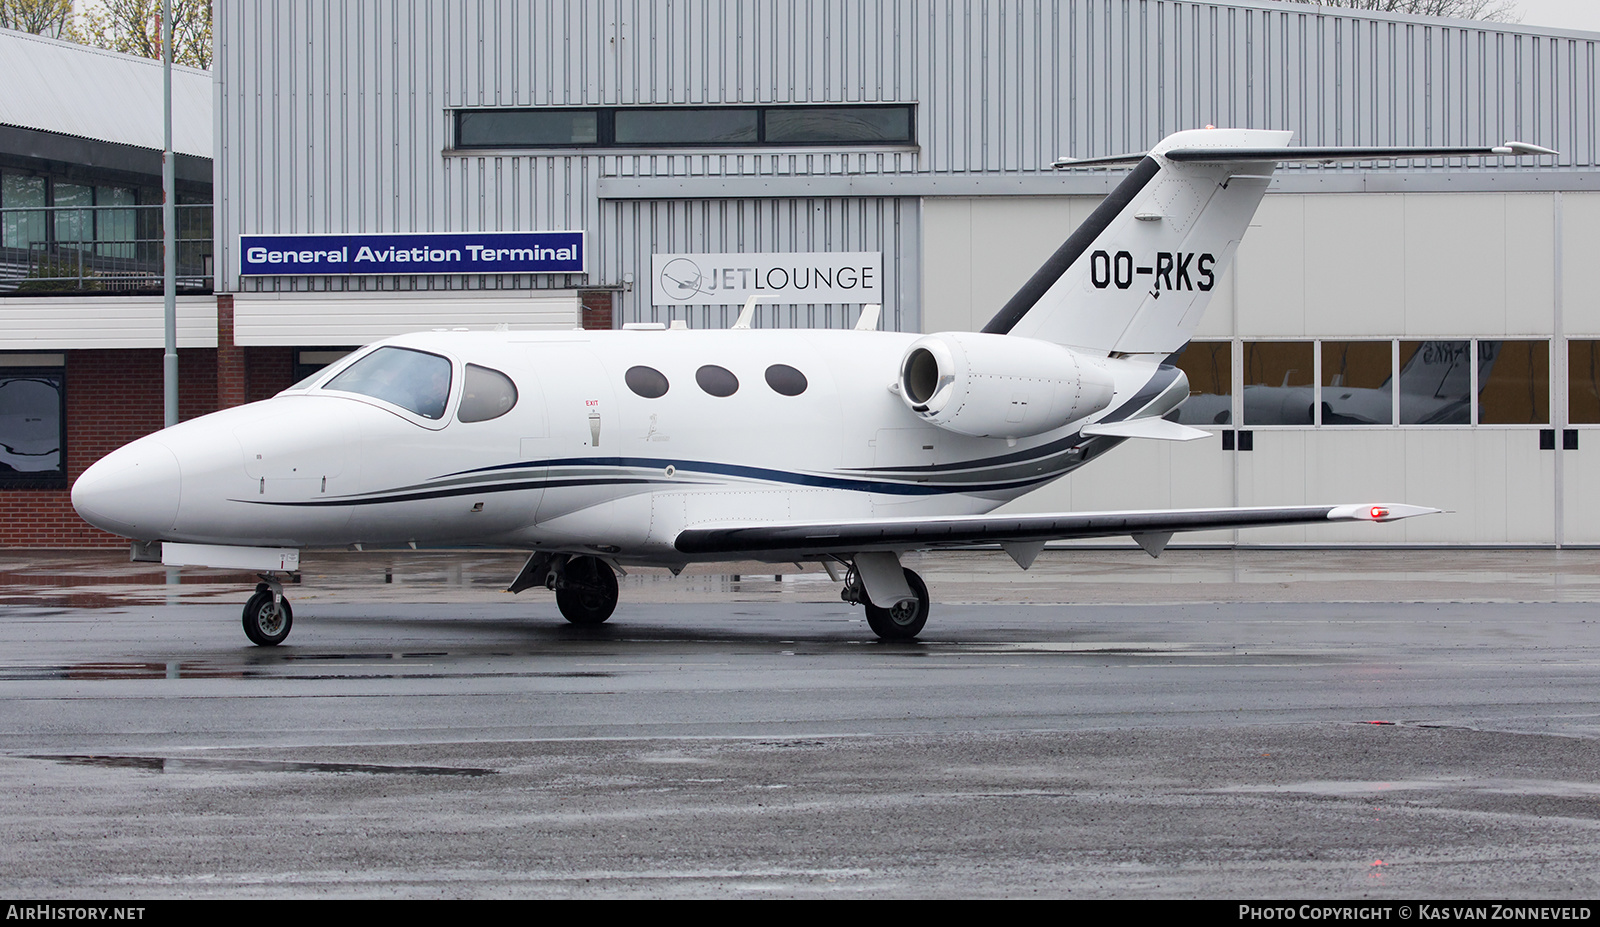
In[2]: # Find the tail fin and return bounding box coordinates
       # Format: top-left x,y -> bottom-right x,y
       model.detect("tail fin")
1397,339 -> 1502,397
984,128 -> 1290,356
985,129 -> 1555,355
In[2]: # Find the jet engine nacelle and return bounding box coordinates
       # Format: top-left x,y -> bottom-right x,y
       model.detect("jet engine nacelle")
897,332 -> 1116,439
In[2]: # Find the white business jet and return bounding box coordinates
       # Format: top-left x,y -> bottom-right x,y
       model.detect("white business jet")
71,128 -> 1554,645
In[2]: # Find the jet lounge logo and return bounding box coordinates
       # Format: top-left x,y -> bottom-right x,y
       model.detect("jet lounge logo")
651,251 -> 882,306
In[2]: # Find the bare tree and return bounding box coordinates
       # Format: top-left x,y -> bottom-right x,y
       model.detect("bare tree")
0,0 -> 75,38
72,0 -> 212,69
1276,0 -> 1520,22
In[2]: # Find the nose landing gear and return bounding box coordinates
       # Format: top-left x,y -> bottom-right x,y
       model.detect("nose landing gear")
242,578 -> 293,646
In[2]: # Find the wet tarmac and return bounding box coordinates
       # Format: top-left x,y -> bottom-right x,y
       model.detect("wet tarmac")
2,547 -> 1600,897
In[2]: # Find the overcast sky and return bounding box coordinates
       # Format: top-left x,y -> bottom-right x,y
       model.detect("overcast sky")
1514,0 -> 1600,33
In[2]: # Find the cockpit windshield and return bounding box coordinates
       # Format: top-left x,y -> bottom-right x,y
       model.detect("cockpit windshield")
322,347 -> 452,419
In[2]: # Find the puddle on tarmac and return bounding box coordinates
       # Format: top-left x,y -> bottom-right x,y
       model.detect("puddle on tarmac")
25,754 -> 495,777
0,653 -> 621,681
1214,778 -> 1600,798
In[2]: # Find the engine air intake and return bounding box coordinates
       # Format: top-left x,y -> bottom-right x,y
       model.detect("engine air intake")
895,332 -> 1115,439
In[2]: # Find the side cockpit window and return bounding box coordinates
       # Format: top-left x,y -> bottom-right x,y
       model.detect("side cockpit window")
323,347 -> 453,419
458,364 -> 519,423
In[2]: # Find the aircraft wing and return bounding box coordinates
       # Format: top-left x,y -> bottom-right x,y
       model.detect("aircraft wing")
673,503 -> 1438,561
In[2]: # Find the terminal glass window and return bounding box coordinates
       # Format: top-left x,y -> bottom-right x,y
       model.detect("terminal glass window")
454,105 -> 914,149
1171,341 -> 1232,426
1570,341 -> 1600,424
323,347 -> 453,420
1477,340 -> 1548,425
763,106 -> 913,144
615,108 -> 758,145
95,186 -> 136,259
1398,341 -> 1473,425
0,360 -> 66,485
1243,341 -> 1314,425
1,174 -> 45,248
457,109 -> 599,147
1320,341 -> 1392,425
52,182 -> 92,250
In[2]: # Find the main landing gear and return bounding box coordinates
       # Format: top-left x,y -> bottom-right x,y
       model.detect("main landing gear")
839,552 -> 931,641
509,552 -> 620,626
505,550 -> 930,641
242,576 -> 293,646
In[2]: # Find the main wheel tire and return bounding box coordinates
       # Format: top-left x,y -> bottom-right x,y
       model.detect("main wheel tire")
242,590 -> 293,646
556,556 -> 619,626
864,567 -> 929,641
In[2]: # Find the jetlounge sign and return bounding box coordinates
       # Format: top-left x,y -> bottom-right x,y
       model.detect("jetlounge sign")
652,252 -> 882,305
240,231 -> 586,276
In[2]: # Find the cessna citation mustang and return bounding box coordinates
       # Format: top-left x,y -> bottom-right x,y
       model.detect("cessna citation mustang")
72,128 -> 1554,646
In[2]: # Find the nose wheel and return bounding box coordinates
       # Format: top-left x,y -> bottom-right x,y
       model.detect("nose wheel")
242,581 -> 293,646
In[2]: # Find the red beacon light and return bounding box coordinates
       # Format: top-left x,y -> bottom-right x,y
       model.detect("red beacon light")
1370,506 -> 1389,520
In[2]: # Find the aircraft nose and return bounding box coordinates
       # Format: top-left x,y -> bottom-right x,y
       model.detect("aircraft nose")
71,439 -> 182,540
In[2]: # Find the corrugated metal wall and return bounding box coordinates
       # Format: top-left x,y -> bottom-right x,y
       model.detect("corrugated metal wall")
216,0 -> 1600,325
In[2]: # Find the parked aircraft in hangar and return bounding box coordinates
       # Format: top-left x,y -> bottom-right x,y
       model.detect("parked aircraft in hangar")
1178,339 -> 1504,427
71,128 -> 1554,645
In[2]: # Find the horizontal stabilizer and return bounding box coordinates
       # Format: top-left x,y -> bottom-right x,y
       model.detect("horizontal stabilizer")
1082,418 -> 1211,442
1164,141 -> 1557,163
1050,151 -> 1151,169
674,503 -> 1440,558
1053,141 -> 1557,169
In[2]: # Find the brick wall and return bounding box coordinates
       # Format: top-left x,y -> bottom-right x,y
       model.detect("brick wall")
580,290 -> 614,330
246,346 -> 295,402
217,295 -> 247,407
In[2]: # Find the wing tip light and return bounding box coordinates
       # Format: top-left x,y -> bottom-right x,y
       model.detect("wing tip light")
1497,141 -> 1559,157
1328,503 -> 1442,523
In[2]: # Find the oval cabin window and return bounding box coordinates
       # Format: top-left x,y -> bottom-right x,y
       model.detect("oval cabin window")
695,364 -> 739,397
625,365 -> 670,399
457,364 -> 519,423
764,364 -> 808,396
